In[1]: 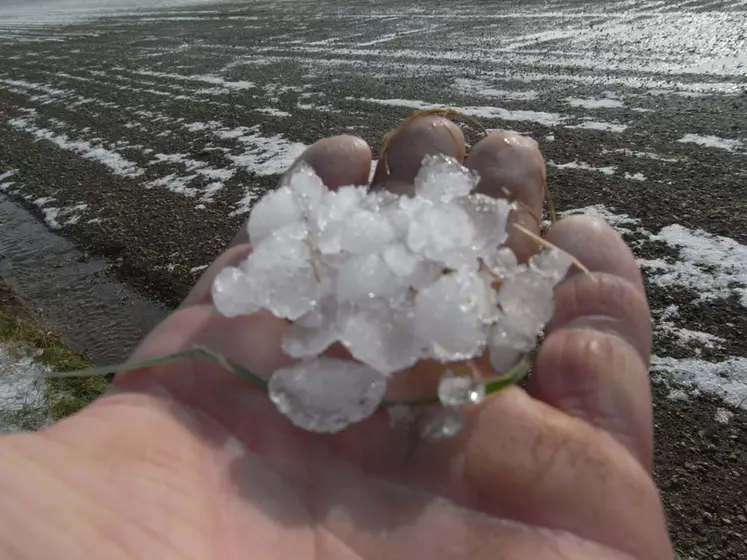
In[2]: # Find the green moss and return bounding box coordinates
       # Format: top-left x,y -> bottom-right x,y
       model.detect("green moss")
0,403 -> 49,432
0,305 -> 107,424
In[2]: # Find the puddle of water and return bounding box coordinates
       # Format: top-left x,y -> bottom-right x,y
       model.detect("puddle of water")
0,195 -> 169,366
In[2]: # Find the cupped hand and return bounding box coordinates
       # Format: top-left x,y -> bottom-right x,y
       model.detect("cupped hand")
0,116 -> 674,559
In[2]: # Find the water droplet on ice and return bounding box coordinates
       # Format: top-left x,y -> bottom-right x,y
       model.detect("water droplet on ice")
437,370 -> 486,407
268,357 -> 388,433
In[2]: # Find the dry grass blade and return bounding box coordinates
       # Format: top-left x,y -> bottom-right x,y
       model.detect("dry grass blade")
512,223 -> 597,282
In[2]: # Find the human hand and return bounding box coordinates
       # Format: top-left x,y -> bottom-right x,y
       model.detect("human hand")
0,116 -> 674,559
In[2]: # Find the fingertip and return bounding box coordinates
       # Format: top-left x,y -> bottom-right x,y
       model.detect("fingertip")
466,130 -> 546,211
229,135 -> 372,247
372,114 -> 466,195
298,134 -> 373,190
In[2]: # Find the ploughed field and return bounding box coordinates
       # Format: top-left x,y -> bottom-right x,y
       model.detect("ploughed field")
0,0 -> 745,557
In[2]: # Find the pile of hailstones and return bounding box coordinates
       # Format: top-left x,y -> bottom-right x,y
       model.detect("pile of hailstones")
212,155 -> 572,438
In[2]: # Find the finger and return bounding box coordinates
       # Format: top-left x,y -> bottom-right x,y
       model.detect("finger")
452,390 -> 670,560
123,302 -> 291,392
465,131 -> 546,262
371,114 -> 466,194
230,134 -> 372,247
527,215 -> 654,467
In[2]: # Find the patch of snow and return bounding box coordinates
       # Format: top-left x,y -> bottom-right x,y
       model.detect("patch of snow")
146,174 -> 199,197
566,121 -> 628,133
36,202 -> 88,229
678,134 -> 744,153
639,224 -> 747,307
624,172 -> 646,181
8,115 -> 144,178
453,78 -> 539,101
659,324 -> 724,349
714,408 -> 734,424
651,356 -> 747,411
184,122 -> 211,132
256,108 -> 291,118
0,346 -> 50,433
667,388 -> 689,401
131,70 -> 255,91
603,148 -> 679,163
0,170 -> 17,181
354,97 -> 567,127
567,97 -> 625,109
558,204 -> 642,234
548,160 -> 617,175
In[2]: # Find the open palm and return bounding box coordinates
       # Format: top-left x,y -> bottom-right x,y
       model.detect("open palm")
0,116 -> 673,560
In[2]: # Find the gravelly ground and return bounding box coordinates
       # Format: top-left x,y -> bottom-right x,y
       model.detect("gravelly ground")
0,0 -> 746,557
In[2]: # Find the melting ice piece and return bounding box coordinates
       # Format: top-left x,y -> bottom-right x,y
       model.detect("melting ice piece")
244,237 -> 321,320
414,268 -> 487,361
340,209 -> 397,254
338,298 -> 425,375
247,186 -> 302,246
212,266 -> 260,317
414,154 -> 477,204
271,221 -> 308,243
406,203 -> 477,268
313,186 -> 367,254
483,246 -> 518,277
268,357 -> 388,433
458,194 -> 511,254
497,267 -> 555,338
336,253 -> 402,302
421,407 -> 465,440
382,243 -> 420,277
529,248 -> 573,285
382,243 -> 442,290
286,162 -> 326,216
281,297 -> 338,358
437,370 -> 486,407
